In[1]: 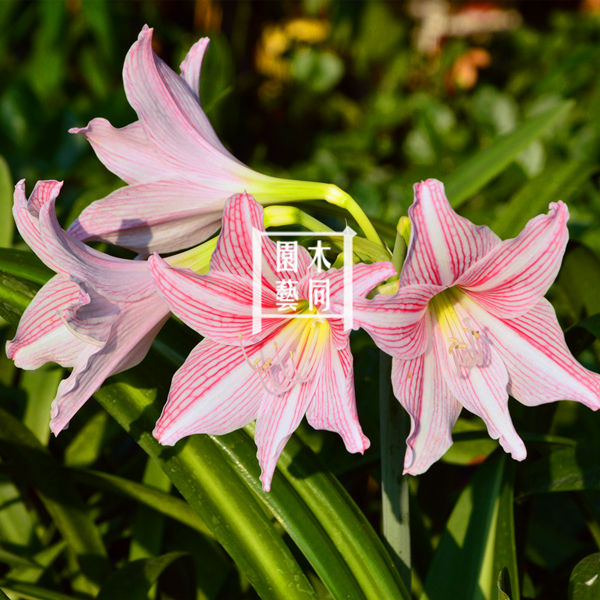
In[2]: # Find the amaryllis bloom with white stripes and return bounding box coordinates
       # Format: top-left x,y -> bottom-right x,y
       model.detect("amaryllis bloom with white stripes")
356,178 -> 600,474
6,180 -> 169,434
149,192 -> 395,491
68,25 -> 327,256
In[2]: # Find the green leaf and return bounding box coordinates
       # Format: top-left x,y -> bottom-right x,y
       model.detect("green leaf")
0,156 -> 13,247
67,467 -> 214,539
0,248 -> 53,285
0,545 -> 39,569
97,552 -> 187,600
0,478 -> 37,547
6,541 -> 66,585
421,455 -> 519,600
21,365 -> 63,445
0,408 -> 109,592
443,420 -> 497,466
493,463 -> 519,600
129,458 -> 171,560
64,411 -> 116,468
0,270 -> 38,325
0,588 -> 10,600
491,160 -> 596,238
0,580 -> 78,600
569,553 -> 600,600
94,376 -> 318,600
518,445 -> 600,496
559,245 -> 600,321
247,429 -> 411,600
444,100 -> 574,209
497,568 -> 512,600
213,429 -> 374,600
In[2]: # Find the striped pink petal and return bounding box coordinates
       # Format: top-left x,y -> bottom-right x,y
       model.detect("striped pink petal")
123,25 -> 248,179
179,37 -> 209,97
432,302 -> 527,461
153,338 -> 263,445
148,253 -> 281,345
6,276 -> 104,370
306,344 -> 370,455
391,351 -> 462,475
401,179 -> 500,287
13,179 -> 64,273
50,295 -> 169,435
38,194 -> 155,302
457,202 -> 569,319
467,297 -> 600,410
210,193 -> 310,287
68,180 -> 223,254
68,119 -> 174,186
255,378 -> 319,492
353,284 -> 439,359
308,261 -> 397,305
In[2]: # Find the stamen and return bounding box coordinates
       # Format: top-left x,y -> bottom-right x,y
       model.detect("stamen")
238,325 -> 316,395
430,289 -> 489,377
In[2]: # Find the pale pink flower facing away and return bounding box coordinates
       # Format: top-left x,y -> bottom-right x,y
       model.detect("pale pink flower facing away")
148,192 -> 396,491
6,180 -> 170,434
356,178 -> 600,474
68,25 -> 290,256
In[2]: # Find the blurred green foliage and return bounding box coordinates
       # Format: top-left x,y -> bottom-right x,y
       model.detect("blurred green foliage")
1,1 -> 600,599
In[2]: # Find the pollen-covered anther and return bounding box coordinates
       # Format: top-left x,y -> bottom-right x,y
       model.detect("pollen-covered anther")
448,328 -> 486,376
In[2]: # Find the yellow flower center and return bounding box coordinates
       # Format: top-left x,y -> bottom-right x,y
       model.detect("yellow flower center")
429,288 -> 487,376
242,306 -> 330,395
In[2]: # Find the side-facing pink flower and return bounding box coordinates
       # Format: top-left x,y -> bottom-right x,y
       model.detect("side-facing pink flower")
68,25 -> 326,256
6,180 -> 170,434
149,192 -> 396,491
356,179 -> 600,474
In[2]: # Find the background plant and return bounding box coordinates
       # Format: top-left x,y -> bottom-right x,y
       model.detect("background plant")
0,1 -> 599,599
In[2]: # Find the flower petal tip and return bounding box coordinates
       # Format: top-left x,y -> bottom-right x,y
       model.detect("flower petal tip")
497,435 -> 527,462
139,24 -> 153,39
413,178 -> 445,196
549,200 -> 569,222
152,422 -> 179,447
259,474 -> 272,493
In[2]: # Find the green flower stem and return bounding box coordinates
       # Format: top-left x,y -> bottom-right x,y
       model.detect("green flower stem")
255,178 -> 385,249
379,353 -> 411,590
264,204 -> 332,233
166,238 -> 217,273
379,224 -> 411,590
264,205 -> 390,263
167,203 -> 390,276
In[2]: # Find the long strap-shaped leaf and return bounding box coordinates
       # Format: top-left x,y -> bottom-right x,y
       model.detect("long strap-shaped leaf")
154,315 -> 410,598
443,100 -> 573,209
0,408 -> 109,593
421,454 -> 520,600
1,259 -> 409,599
93,375 -> 317,600
214,428 -> 411,600
67,468 -> 215,539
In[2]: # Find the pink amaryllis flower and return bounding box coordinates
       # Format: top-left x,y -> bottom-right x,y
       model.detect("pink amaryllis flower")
6,180 -> 170,434
68,25 -> 333,256
148,192 -> 395,491
356,178 -> 600,474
